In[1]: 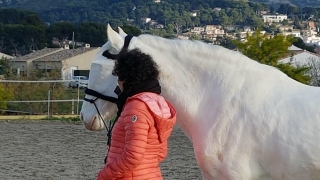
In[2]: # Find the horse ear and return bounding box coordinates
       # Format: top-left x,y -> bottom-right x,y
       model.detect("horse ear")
118,27 -> 127,37
107,24 -> 124,51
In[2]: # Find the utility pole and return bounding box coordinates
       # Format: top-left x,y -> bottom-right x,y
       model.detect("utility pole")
72,31 -> 75,49
76,77 -> 80,115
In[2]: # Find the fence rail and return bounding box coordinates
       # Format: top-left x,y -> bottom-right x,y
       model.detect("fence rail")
3,99 -> 83,103
0,80 -> 71,83
0,79 -> 85,117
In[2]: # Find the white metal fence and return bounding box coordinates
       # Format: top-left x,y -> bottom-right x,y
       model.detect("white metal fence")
0,80 -> 84,116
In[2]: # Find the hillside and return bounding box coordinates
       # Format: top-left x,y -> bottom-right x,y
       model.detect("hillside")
0,0 -> 319,25
1,0 -> 319,9
0,0 -> 269,24
252,0 -> 320,7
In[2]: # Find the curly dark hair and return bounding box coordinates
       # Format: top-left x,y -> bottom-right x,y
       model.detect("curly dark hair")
112,48 -> 160,92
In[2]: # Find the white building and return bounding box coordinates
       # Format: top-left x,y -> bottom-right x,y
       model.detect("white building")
303,35 -> 320,45
278,51 -> 320,86
281,30 -> 301,38
262,14 -> 287,23
191,27 -> 205,34
288,45 -> 303,51
141,17 -> 151,23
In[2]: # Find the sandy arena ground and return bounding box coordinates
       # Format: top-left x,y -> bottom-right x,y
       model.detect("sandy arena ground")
0,120 -> 201,180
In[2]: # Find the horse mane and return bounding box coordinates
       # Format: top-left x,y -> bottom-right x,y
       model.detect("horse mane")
135,34 -> 288,80
137,34 -> 233,58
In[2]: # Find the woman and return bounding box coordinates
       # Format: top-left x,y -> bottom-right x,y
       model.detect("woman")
97,48 -> 177,180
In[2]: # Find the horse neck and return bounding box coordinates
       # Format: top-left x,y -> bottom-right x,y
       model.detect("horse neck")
134,36 -> 257,138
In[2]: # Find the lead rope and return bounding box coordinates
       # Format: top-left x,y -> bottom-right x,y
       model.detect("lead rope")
90,100 -> 115,164
104,114 -> 119,164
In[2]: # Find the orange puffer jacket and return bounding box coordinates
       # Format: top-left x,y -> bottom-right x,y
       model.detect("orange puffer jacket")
97,92 -> 177,180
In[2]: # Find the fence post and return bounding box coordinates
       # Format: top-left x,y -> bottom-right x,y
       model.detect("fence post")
76,77 -> 80,115
48,90 -> 50,117
72,99 -> 74,114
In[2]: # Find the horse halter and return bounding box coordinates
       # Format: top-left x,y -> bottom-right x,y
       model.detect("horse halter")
83,34 -> 134,131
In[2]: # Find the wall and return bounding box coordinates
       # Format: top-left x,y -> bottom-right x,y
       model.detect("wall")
62,48 -> 100,79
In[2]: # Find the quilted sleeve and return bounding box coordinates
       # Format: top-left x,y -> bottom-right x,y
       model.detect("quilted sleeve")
158,140 -> 168,163
97,111 -> 150,179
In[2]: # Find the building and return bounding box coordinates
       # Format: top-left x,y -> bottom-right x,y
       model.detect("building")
308,21 -> 316,30
280,30 -> 301,38
190,10 -> 200,17
278,50 -> 320,86
9,45 -> 99,79
141,17 -> 151,23
279,50 -> 319,66
278,25 -> 294,32
191,27 -> 205,34
262,14 -> 287,23
288,45 -> 303,53
303,35 -> 320,45
10,48 -> 63,76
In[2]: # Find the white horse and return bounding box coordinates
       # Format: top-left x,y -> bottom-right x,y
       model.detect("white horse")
80,24 -> 320,180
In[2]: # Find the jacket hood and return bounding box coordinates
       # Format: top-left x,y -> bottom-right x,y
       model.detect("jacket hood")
131,92 -> 177,143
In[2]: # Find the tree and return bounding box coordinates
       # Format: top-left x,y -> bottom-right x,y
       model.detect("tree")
0,57 -> 10,76
292,37 -> 315,53
119,25 -> 142,36
5,68 -> 68,115
216,36 -> 237,50
0,83 -> 14,110
234,29 -> 311,84
0,57 -> 14,110
77,22 -> 107,47
46,21 -> 76,42
302,57 -> 320,86
282,19 -> 289,26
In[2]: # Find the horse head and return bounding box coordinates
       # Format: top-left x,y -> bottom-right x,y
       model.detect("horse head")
80,24 -> 130,131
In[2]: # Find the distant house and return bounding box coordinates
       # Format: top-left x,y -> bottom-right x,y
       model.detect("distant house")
301,29 -> 317,37
303,35 -> 320,45
10,48 -> 63,76
288,45 -> 303,53
191,27 -> 205,34
148,20 -> 158,26
278,50 -> 320,85
154,0 -> 161,3
262,14 -> 287,23
204,25 -> 222,34
243,26 -> 252,32
9,45 -> 99,79
238,32 -> 251,39
260,11 -> 269,15
190,10 -> 200,17
280,30 -> 301,38
308,21 -> 316,30
278,25 -> 294,32
177,35 -> 189,40
155,24 -> 164,29
141,17 -> 151,23
224,25 -> 240,31
279,51 -> 319,66
203,26 -> 224,36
